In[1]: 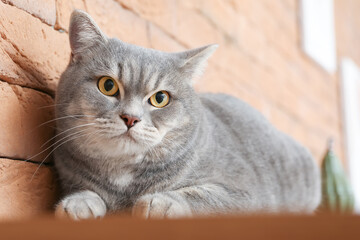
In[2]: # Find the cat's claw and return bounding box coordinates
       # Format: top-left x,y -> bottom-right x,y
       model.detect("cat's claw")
55,190 -> 107,220
132,193 -> 192,219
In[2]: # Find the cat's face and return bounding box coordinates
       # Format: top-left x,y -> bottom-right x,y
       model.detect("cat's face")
55,10 -> 217,161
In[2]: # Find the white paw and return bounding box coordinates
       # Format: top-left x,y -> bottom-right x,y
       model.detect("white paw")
55,190 -> 107,220
132,193 -> 192,219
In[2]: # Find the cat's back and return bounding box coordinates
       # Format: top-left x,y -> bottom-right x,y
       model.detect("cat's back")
199,93 -> 275,138
198,93 -> 321,212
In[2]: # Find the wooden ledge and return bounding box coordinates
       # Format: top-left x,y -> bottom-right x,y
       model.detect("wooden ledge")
0,214 -> 359,240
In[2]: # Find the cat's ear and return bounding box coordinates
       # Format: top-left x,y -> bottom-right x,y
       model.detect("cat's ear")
69,10 -> 107,61
175,44 -> 218,82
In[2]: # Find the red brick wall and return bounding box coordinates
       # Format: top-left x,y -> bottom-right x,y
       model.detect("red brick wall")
0,0 -> 357,219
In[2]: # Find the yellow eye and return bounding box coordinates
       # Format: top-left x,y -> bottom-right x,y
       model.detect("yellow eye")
149,91 -> 170,108
98,76 -> 119,96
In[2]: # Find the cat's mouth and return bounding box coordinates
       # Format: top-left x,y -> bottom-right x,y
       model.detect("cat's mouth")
109,126 -> 144,144
99,123 -> 162,150
123,131 -> 138,143
106,129 -> 138,143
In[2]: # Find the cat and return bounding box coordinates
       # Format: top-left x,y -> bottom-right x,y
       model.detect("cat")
54,10 -> 321,220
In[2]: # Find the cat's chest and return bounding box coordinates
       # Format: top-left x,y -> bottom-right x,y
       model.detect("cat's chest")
108,170 -> 134,188
103,155 -> 144,189
105,162 -> 169,194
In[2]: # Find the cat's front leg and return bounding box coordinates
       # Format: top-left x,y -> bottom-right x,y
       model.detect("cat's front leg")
55,190 -> 107,220
132,192 -> 192,219
132,184 -> 238,219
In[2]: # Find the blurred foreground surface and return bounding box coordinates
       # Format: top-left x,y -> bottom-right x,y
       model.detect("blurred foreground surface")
0,215 -> 359,240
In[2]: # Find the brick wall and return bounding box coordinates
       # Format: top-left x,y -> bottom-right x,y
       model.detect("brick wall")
0,0 -> 357,219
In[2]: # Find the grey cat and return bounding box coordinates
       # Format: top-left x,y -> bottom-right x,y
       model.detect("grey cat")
54,10 -> 321,220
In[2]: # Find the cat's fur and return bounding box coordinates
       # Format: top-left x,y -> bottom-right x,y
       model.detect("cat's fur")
54,10 -> 321,220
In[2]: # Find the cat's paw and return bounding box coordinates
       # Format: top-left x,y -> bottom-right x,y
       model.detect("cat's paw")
55,190 -> 107,220
132,193 -> 192,219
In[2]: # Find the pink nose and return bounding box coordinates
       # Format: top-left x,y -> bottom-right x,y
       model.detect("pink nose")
120,114 -> 141,129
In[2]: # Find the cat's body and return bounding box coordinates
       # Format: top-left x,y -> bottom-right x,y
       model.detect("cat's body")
54,10 -> 321,219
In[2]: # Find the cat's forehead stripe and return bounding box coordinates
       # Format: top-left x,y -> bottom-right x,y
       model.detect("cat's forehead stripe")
145,71 -> 160,92
118,58 -> 171,95
136,61 -> 144,93
153,73 -> 165,91
118,62 -> 123,81
127,61 -> 135,85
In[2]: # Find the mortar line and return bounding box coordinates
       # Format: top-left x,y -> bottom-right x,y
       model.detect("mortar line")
0,155 -> 54,167
0,0 -> 55,28
113,0 -> 190,49
0,79 -> 55,99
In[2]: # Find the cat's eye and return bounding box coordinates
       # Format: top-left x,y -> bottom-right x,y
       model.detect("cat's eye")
97,76 -> 119,96
148,91 -> 170,108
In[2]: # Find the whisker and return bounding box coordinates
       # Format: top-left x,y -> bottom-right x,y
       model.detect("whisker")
25,128 -> 90,162
30,129 -> 103,182
95,118 -> 114,123
40,123 -> 96,149
37,103 -> 70,109
25,114 -> 96,137
37,114 -> 96,128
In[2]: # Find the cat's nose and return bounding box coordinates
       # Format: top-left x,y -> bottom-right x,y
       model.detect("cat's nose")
120,114 -> 141,129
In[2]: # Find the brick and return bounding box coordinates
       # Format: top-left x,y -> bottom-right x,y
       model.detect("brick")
61,2 -> 183,53
84,0 -> 149,47
334,0 -> 360,65
239,22 -> 267,59
277,85 -> 301,115
122,0 -> 238,49
195,63 -> 267,113
147,22 -> 185,52
56,0 -> 149,47
54,0 -> 86,30
0,81 -> 55,163
181,0 -> 243,46
0,1 -> 70,95
267,107 -> 293,135
117,0 -> 175,33
209,44 -> 258,90
118,0 -> 223,48
196,65 -> 233,93
2,0 -> 56,26
0,158 -> 57,220
0,46 -> 33,90
174,5 -> 224,47
289,123 -> 309,152
282,0 -> 297,10
194,64 -> 234,94
251,68 -> 283,104
262,0 -> 298,43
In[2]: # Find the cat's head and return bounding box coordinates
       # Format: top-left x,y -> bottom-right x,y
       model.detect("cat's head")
56,10 -> 217,161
